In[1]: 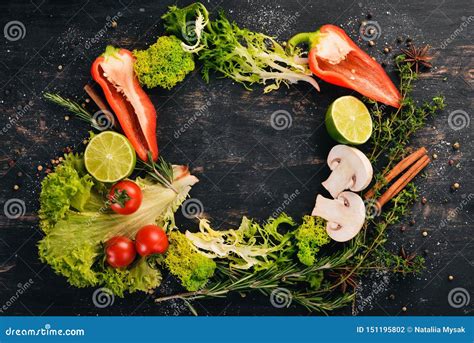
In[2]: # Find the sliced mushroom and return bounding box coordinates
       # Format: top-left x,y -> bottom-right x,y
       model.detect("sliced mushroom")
311,191 -> 366,242
322,145 -> 373,198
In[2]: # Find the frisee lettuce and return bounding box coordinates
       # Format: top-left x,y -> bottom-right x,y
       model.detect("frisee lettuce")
185,213 -> 296,270
162,3 -> 319,93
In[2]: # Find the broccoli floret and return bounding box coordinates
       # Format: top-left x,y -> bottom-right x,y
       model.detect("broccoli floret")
164,231 -> 216,291
295,216 -> 331,266
133,35 -> 195,89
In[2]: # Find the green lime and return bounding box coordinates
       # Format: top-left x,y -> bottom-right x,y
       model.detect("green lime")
84,131 -> 136,183
325,96 -> 373,145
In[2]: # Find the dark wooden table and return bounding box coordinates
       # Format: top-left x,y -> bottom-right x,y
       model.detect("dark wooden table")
0,0 -> 472,316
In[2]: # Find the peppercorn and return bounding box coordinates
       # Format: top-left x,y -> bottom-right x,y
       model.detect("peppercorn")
400,225 -> 407,232
396,37 -> 403,44
451,182 -> 460,190
448,275 -> 454,281
422,231 -> 428,237
453,142 -> 460,150
448,159 -> 454,166
432,153 -> 438,159
402,306 -> 407,312
389,294 -> 395,300
111,21 -> 117,28
13,185 -> 19,191
410,219 -> 416,226
421,197 -> 427,205
383,47 -> 390,54
368,40 -> 375,47
367,13 -> 373,19
37,165 -> 43,171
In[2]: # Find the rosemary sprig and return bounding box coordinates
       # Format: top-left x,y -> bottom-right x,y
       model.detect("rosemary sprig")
43,92 -> 98,127
137,152 -> 177,193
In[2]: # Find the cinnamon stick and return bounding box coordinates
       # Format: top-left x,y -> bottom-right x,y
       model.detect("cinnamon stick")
84,84 -> 116,128
376,155 -> 430,210
365,147 -> 427,199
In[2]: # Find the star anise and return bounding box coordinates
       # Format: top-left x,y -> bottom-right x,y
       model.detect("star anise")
399,246 -> 417,267
329,269 -> 358,293
401,44 -> 433,73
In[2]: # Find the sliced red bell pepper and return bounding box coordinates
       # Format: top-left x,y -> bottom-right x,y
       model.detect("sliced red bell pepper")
288,25 -> 401,108
91,46 -> 159,161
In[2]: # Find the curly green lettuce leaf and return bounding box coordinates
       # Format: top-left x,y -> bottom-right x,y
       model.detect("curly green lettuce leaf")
133,35 -> 195,89
185,214 -> 295,270
163,3 -> 319,93
38,153 -> 94,232
295,215 -> 331,266
164,231 -> 216,291
38,163 -> 198,295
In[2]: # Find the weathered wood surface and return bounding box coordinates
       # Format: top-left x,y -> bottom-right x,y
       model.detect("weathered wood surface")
0,0 -> 472,316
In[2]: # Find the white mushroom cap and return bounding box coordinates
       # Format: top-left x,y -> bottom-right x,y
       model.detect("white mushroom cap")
311,191 -> 366,242
322,145 -> 373,198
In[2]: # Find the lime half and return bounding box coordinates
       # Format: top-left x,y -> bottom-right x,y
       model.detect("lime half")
84,131 -> 136,183
325,96 -> 373,145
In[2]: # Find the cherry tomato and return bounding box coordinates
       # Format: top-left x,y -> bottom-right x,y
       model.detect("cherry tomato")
109,180 -> 143,215
105,236 -> 136,268
135,225 -> 169,256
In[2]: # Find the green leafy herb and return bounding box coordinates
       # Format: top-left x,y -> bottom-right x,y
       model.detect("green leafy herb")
294,216 -> 331,266
133,35 -> 195,89
164,231 -> 216,291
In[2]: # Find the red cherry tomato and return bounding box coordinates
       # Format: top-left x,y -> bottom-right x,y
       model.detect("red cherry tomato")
135,225 -> 169,256
109,180 -> 143,215
105,236 -> 136,268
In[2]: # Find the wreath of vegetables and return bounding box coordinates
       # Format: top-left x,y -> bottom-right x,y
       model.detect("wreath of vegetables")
39,2 -> 444,314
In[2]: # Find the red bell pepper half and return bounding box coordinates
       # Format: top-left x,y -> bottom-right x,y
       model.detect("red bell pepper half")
91,46 -> 159,161
288,25 -> 401,108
